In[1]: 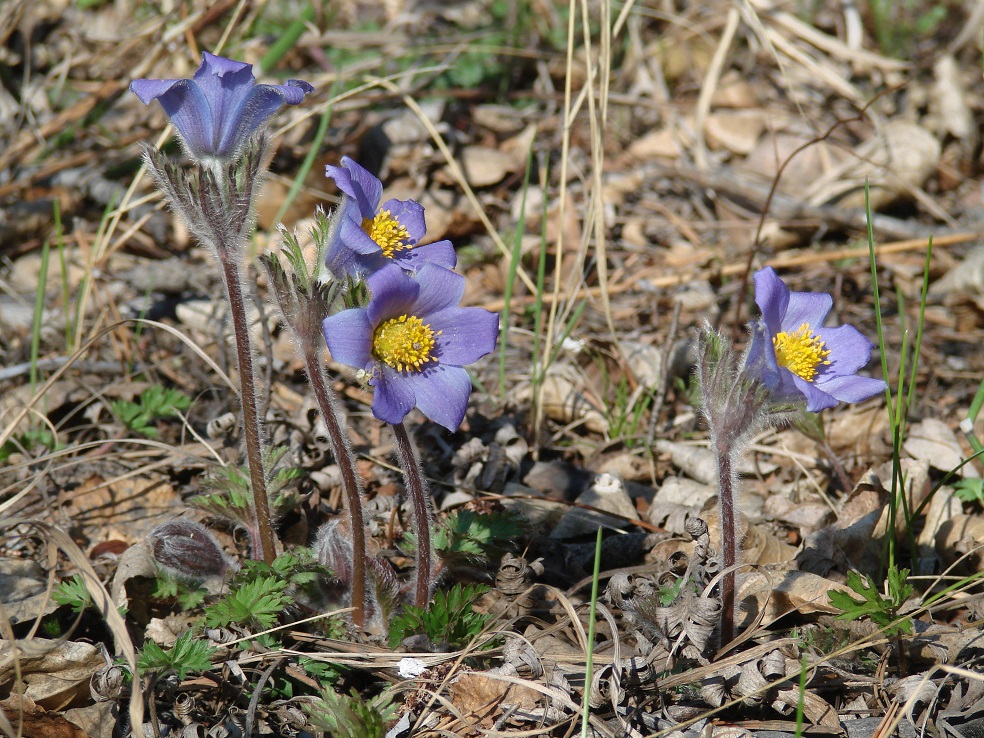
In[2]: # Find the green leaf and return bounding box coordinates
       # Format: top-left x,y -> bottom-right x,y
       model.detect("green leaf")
113,385 -> 191,438
387,583 -> 492,649
137,632 -> 216,680
299,656 -> 344,686
203,576 -> 290,630
306,687 -> 398,738
153,574 -> 208,610
829,567 -> 912,637
953,478 -> 984,504
410,510 -> 525,567
0,428 -> 60,464
53,575 -> 93,614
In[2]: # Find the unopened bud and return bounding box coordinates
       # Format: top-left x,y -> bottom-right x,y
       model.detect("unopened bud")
313,519 -> 353,588
148,520 -> 236,581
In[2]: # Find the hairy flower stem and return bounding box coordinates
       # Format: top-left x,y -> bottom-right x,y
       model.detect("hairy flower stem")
716,443 -> 737,647
301,340 -> 367,628
392,422 -> 432,607
693,325 -> 781,652
219,255 -> 276,564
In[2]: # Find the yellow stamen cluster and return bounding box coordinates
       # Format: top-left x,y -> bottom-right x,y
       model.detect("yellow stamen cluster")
773,323 -> 831,382
363,210 -> 411,258
372,314 -> 440,372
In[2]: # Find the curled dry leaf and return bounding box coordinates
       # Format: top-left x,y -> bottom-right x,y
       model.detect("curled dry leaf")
804,120 -> 941,210
705,511 -> 799,567
797,470 -> 887,576
0,695 -> 89,738
0,557 -> 58,625
773,687 -> 840,729
704,110 -> 767,156
551,473 -> 639,538
931,55 -> 975,141
490,637 -> 543,680
892,673 -> 939,723
736,567 -> 855,630
625,127 -> 684,160
763,495 -> 833,535
621,340 -> 664,389
489,553 -> 544,620
0,640 -> 104,710
538,365 -> 609,435
654,440 -> 774,485
825,403 -> 892,459
930,246 -> 984,308
447,672 -> 541,732
653,441 -> 718,485
935,513 -> 984,572
455,146 -> 518,188
655,476 -> 717,509
598,452 -> 651,482
905,418 -> 977,476
916,485 -> 962,548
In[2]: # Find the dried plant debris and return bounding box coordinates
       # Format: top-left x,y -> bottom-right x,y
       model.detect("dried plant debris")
8,0 -> 984,736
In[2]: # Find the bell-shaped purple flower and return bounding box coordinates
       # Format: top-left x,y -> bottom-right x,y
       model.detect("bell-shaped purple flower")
744,267 -> 887,412
323,263 -> 498,431
324,156 -> 456,278
130,52 -> 313,162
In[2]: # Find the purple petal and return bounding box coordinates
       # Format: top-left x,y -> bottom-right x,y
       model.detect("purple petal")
280,79 -> 315,104
132,53 -> 311,161
382,198 -> 426,244
816,374 -> 887,404
323,309 -> 373,370
218,81 -> 313,158
818,324 -> 875,377
326,157 -> 382,218
366,265 -> 420,325
753,268 -> 789,336
791,375 -> 838,412
371,366 -> 416,424
776,367 -> 808,403
403,365 -> 472,431
193,53 -> 255,150
324,198 -> 362,278
130,78 -> 183,105
340,216 -> 386,255
199,52 -> 252,78
393,240 -> 457,272
410,264 -> 466,318
743,320 -> 782,391
782,291 -> 832,334
430,307 -> 499,366
135,79 -> 215,159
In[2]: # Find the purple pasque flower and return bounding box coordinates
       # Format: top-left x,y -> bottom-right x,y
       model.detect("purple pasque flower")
130,52 -> 313,161
323,263 -> 498,431
745,267 -> 887,412
324,156 -> 456,278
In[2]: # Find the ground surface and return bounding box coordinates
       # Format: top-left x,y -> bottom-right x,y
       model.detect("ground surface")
2,1 -> 984,737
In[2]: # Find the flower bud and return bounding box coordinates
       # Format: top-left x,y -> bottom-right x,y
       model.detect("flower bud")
148,520 -> 236,581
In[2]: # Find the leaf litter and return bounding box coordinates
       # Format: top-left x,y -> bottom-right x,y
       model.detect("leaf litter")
3,0 -> 984,737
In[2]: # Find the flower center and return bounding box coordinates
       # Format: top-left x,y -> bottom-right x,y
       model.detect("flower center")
773,323 -> 831,382
372,314 -> 439,372
363,210 -> 411,258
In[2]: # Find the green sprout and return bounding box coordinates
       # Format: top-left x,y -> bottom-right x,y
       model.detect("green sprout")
387,583 -> 493,649
111,385 -> 191,438
829,565 -> 913,637
137,631 -> 216,680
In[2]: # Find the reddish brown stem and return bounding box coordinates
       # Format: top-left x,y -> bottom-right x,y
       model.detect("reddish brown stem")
392,421 -> 432,608
219,255 -> 276,564
302,340 -> 367,628
717,442 -> 736,648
